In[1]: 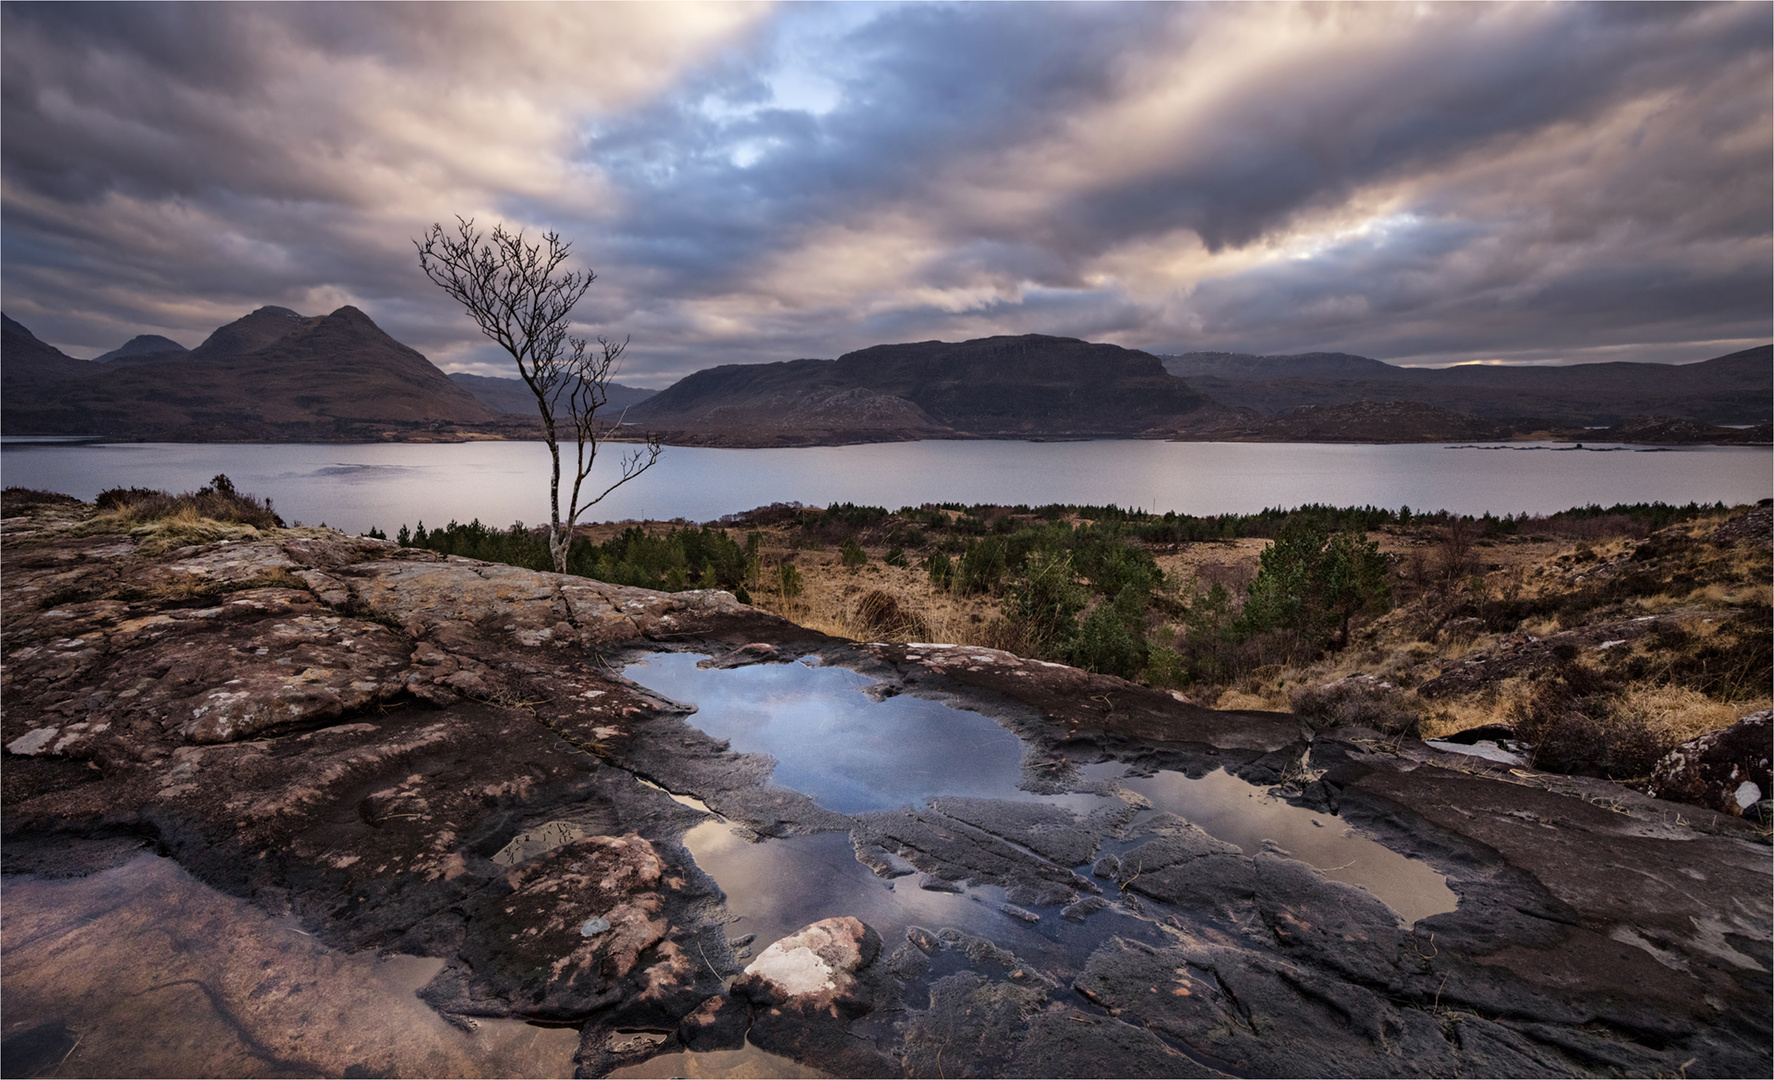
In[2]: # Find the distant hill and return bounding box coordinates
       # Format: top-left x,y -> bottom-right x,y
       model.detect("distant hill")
2,313 -> 96,388
450,372 -> 658,417
630,334 -> 1227,444
1160,346 -> 1772,426
2,306 -> 503,440
94,334 -> 190,365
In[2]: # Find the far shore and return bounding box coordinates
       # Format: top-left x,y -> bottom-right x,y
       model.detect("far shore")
3,425 -> 1769,449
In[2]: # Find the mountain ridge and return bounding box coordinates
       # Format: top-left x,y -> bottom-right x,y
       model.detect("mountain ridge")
1161,346 -> 1772,425
2,305 -> 504,440
4,307 -> 1766,444
449,372 -> 658,417
631,333 -> 1227,443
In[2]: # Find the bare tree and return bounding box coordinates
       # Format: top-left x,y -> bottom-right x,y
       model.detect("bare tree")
417,217 -> 661,574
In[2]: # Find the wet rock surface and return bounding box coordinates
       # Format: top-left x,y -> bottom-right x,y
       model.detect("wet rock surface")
3,515 -> 1769,1078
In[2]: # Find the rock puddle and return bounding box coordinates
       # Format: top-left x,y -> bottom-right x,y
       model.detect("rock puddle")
626,652 -> 1452,940
623,650 -> 1462,1076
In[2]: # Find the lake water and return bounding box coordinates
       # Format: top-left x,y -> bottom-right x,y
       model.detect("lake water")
1,438 -> 1766,536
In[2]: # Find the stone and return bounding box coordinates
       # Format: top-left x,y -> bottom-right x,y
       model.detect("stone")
1644,711 -> 1773,817
491,819 -> 588,867
1061,895 -> 1110,922
731,916 -> 881,1014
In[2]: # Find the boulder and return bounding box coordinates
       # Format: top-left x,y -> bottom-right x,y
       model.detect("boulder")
732,916 -> 881,1015
1644,711 -> 1773,819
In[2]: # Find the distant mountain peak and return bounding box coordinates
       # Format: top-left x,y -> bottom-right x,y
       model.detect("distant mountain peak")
191,305 -> 316,362
94,334 -> 189,363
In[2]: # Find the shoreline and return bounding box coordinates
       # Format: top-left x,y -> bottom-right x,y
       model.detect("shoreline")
4,429 -> 1769,449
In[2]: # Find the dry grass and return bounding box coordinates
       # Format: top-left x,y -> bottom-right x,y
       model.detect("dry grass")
1213,688 -> 1285,711
1612,685 -> 1767,746
1418,678 -> 1536,739
751,557 -> 1010,647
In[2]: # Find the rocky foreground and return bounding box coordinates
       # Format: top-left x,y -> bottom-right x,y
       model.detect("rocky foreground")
2,506 -> 1769,1078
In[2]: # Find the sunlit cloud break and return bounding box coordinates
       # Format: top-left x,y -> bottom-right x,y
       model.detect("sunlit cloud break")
3,1 -> 1768,384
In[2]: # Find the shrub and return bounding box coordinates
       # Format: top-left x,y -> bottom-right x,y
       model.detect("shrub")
1511,672 -> 1650,779
840,537 -> 868,568
853,589 -> 930,641
1003,551 -> 1084,656
952,535 -> 1008,595
94,474 -> 284,529
399,519 -> 750,592
1065,584 -> 1149,680
1290,676 -> 1419,736
1,487 -> 83,514
776,562 -> 804,599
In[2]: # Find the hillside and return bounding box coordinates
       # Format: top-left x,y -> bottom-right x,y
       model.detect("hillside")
450,372 -> 658,417
1161,345 -> 1773,426
630,333 -> 1227,444
1,306 -> 504,440
2,314 -> 99,387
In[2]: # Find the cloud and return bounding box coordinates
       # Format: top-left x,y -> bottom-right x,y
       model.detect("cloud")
1,1 -> 1767,380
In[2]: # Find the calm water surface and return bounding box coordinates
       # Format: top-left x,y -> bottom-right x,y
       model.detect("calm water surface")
626,653 -> 1454,934
2,438 -> 1766,536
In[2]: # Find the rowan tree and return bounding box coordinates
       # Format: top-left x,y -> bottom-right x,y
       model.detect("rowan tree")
417,217 -> 660,574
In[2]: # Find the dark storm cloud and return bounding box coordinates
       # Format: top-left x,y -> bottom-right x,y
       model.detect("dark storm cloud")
0,1 -> 1767,381
580,2 -> 1174,295
1038,2 -> 1771,258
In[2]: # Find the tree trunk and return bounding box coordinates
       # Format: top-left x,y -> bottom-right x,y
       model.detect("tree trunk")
546,434 -> 570,575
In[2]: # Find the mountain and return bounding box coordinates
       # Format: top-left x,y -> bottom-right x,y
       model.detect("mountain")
1162,350 -> 1405,381
94,334 -> 190,364
450,372 -> 658,417
1160,346 -> 1772,426
630,334 -> 1224,444
190,305 -> 309,361
2,306 -> 503,440
2,313 -> 97,387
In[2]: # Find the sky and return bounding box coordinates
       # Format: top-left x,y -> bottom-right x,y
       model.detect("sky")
2,1 -> 1769,386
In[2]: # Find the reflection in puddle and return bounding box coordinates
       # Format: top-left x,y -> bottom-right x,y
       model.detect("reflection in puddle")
624,654 -> 1036,814
636,652 -> 1454,934
637,775 -> 719,816
1,854 -> 580,1079
683,821 -> 1159,979
608,1040 -> 828,1079
1104,766 -> 1458,925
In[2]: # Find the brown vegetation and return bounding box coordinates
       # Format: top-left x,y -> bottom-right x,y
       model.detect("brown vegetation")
726,500 -> 1770,785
